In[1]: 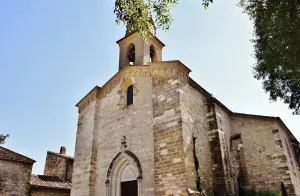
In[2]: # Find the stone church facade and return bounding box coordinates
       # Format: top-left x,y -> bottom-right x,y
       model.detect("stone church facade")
71,31 -> 300,196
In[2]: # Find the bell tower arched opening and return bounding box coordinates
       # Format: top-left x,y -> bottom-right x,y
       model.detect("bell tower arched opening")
150,45 -> 157,62
127,44 -> 135,66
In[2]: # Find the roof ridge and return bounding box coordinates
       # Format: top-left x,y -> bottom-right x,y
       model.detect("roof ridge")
47,151 -> 74,160
232,112 -> 278,119
0,146 -> 35,163
189,77 -> 299,144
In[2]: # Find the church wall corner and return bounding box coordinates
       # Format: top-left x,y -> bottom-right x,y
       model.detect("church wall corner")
71,98 -> 99,196
152,73 -> 190,196
230,116 -> 299,195
179,83 -> 214,195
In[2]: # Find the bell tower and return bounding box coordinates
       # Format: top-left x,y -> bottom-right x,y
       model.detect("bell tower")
117,29 -> 165,70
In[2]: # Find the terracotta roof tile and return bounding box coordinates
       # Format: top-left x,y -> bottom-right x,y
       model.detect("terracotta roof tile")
30,175 -> 71,190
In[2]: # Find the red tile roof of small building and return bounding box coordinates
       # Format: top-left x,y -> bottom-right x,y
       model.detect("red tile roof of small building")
30,175 -> 71,190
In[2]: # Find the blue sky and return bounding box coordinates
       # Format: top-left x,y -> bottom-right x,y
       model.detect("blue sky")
0,0 -> 298,174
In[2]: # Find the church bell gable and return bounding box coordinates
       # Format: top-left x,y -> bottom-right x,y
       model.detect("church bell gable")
117,32 -> 165,70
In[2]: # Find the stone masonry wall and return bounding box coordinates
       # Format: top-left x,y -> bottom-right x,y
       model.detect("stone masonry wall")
44,153 -> 67,180
231,116 -> 297,195
66,159 -> 74,182
230,133 -> 246,193
205,98 -> 233,195
31,189 -> 70,196
71,98 -> 98,196
276,123 -> 300,195
152,74 -> 189,196
71,61 -> 191,196
94,76 -> 155,196
118,34 -> 162,70
179,84 -> 214,195
0,159 -> 33,196
215,105 -> 235,195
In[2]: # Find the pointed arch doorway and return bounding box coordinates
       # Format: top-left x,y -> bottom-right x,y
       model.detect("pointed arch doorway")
106,150 -> 142,196
120,165 -> 138,196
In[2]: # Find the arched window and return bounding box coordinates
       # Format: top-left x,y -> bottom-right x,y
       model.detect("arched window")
150,45 -> 155,62
127,85 -> 133,105
127,44 -> 135,65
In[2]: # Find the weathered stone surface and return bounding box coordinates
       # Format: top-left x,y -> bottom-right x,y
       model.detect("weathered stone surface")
0,147 -> 34,196
0,146 -> 73,196
179,84 -> 214,195
30,148 -> 73,196
95,76 -> 155,196
276,122 -> 300,195
231,115 -> 300,195
71,98 -> 98,196
215,105 -> 235,195
153,75 -> 188,196
30,189 -> 70,196
0,160 -> 33,196
117,31 -> 164,70
71,31 -> 300,196
44,151 -> 74,182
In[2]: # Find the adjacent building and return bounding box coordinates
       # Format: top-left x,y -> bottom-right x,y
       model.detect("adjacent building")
30,147 -> 73,196
0,146 -> 73,196
0,146 -> 35,196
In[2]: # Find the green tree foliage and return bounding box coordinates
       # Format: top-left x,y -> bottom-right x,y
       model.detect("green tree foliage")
240,0 -> 300,114
114,0 -> 300,114
0,134 -> 9,145
239,187 -> 280,196
114,0 -> 178,38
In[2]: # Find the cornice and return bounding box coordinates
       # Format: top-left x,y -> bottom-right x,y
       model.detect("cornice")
150,36 -> 165,48
76,60 -> 191,112
75,86 -> 101,113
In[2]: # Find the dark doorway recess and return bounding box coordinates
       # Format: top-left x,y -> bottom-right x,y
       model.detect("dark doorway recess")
121,180 -> 137,196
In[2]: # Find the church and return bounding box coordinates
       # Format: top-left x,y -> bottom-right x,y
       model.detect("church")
70,29 -> 300,196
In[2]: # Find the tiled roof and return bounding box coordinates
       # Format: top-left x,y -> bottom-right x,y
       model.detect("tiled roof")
30,175 -> 71,190
0,146 -> 35,164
